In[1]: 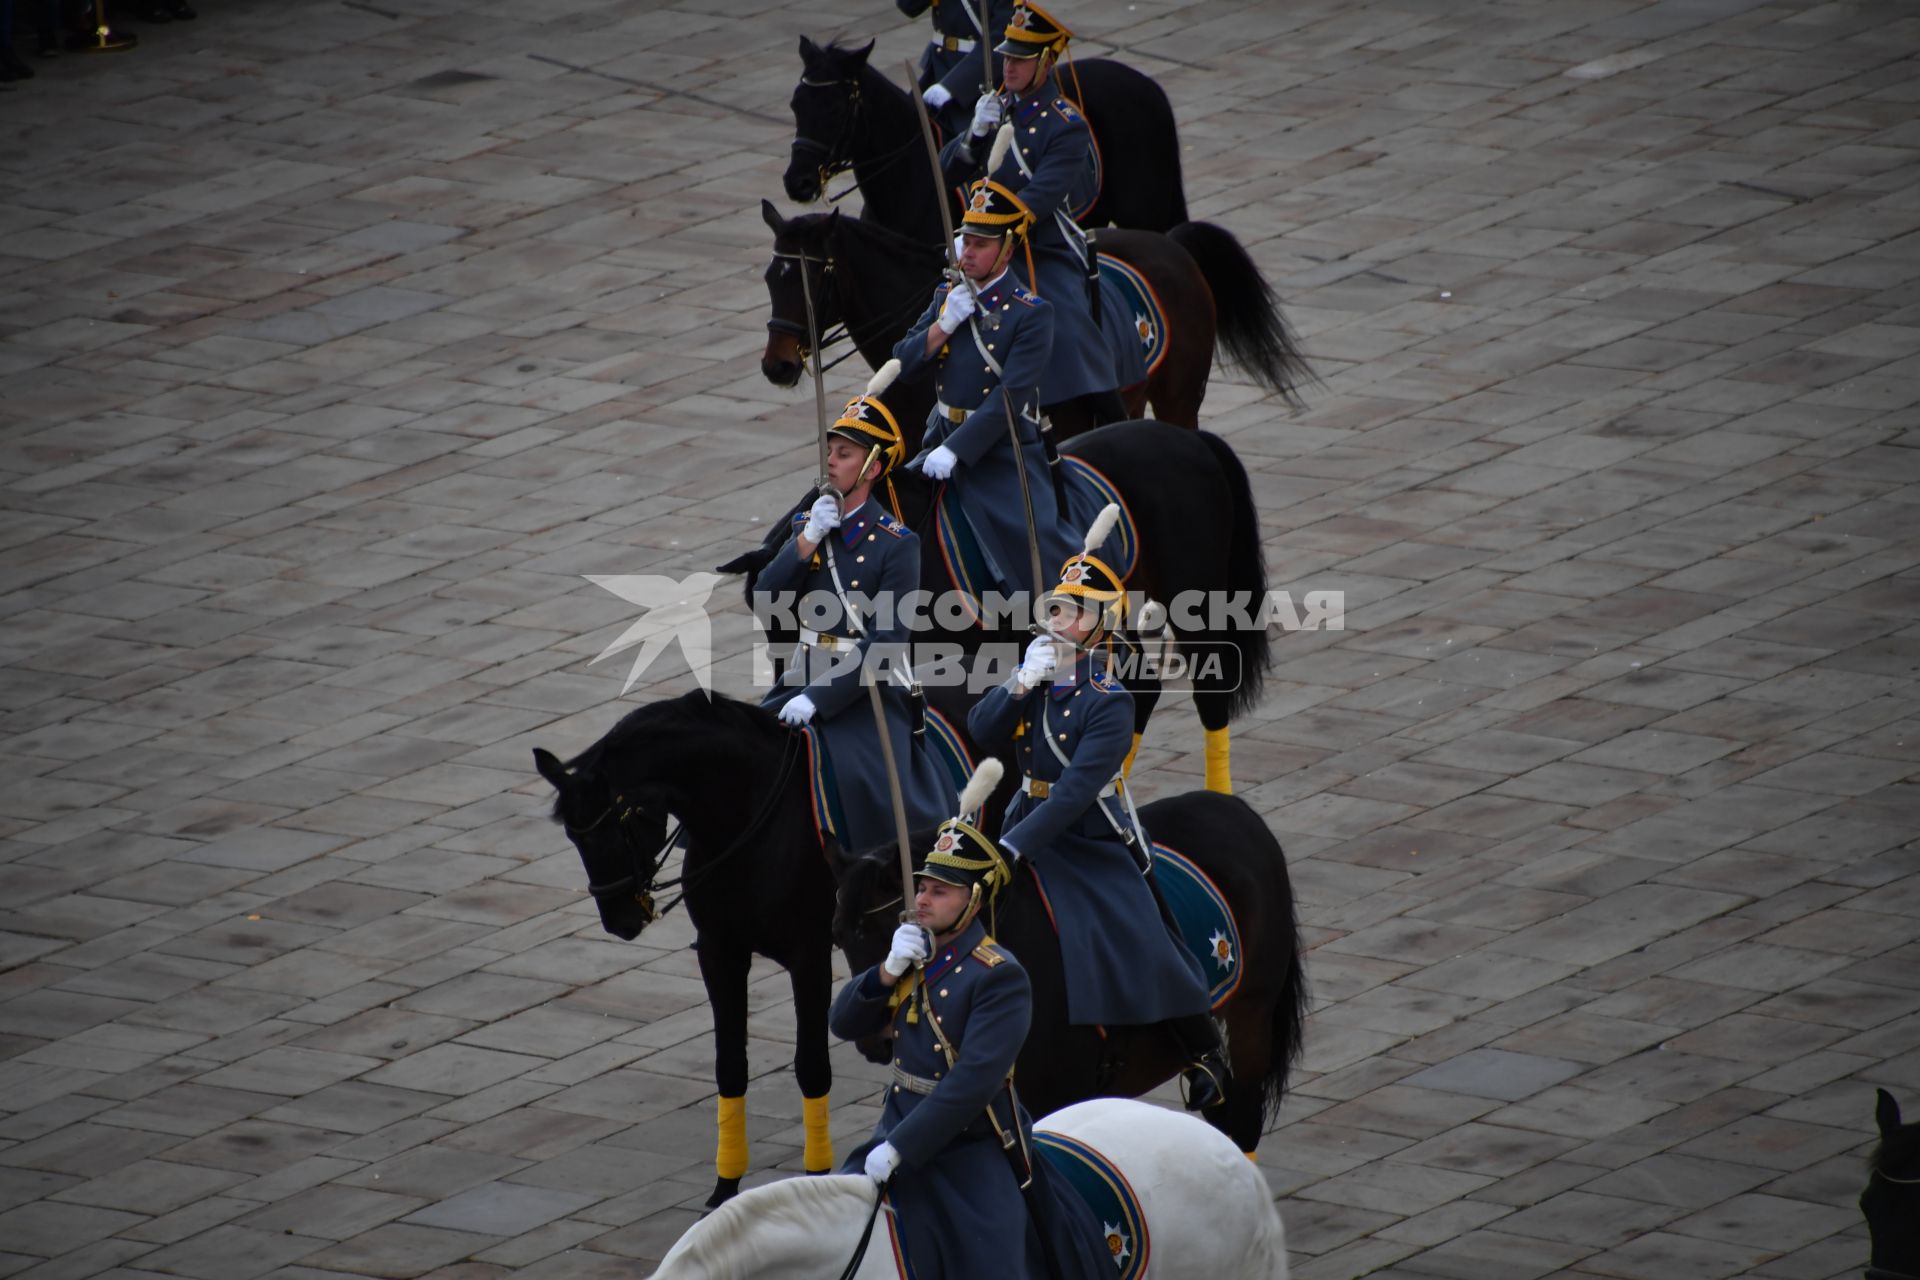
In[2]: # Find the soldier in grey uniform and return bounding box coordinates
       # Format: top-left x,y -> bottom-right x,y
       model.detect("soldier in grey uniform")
899,0 -> 1017,141
756,393 -> 955,857
938,0 -> 1139,423
831,772 -> 1111,1280
967,521 -> 1232,1110
893,179 -> 1074,598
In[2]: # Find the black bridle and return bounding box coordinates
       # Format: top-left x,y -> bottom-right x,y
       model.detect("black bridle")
567,732 -> 806,926
765,234 -> 943,376
791,73 -> 927,207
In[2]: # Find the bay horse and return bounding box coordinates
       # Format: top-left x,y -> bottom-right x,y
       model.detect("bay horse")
759,203 -> 1311,442
717,412 -> 1272,793
1866,1089 -> 1920,1280
784,36 -> 1190,238
649,1101 -> 1289,1280
833,790 -> 1308,1161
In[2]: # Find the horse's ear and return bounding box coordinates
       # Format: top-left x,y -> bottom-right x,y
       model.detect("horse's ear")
799,34 -> 820,63
827,206 -> 843,232
532,747 -> 569,792
1879,1087 -> 1903,1136
761,198 -> 786,236
850,39 -> 874,65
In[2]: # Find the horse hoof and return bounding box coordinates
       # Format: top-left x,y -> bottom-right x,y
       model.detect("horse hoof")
705,1176 -> 742,1210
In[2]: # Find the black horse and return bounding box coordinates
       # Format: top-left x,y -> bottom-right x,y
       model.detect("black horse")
718,411 -> 1271,794
534,685 -> 1011,1210
785,36 -> 1189,238
759,203 -> 1311,440
1867,1089 -> 1920,1279
833,790 -> 1308,1159
536,693 -> 1306,1192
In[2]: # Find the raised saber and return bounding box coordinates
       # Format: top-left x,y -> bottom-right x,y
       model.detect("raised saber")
906,63 -> 1048,615
799,266 -> 917,921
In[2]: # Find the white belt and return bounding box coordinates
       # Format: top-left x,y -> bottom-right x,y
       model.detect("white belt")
933,399 -> 970,424
799,628 -> 847,650
938,35 -> 977,53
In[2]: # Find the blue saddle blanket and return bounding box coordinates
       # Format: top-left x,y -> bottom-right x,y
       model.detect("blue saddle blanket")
1097,253 -> 1169,378
1152,842 -> 1242,1013
802,707 -> 973,849
1033,1131 -> 1149,1280
932,457 -> 1138,621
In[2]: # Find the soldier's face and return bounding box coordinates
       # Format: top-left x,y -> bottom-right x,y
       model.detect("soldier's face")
826,437 -> 879,494
1045,599 -> 1098,642
1003,54 -> 1043,94
913,877 -> 972,935
958,233 -> 1004,280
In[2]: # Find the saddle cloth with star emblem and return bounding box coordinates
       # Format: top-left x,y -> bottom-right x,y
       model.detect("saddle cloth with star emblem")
932,455 -> 1138,622
1033,1130 -> 1149,1280
1151,842 -> 1243,1012
1095,253 -> 1169,377
801,706 -> 975,852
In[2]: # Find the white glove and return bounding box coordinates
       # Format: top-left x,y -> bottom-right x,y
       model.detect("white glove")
952,234 -> 966,263
801,494 -> 840,544
1017,635 -> 1058,690
919,445 -> 958,481
969,92 -> 1003,137
923,83 -> 952,110
883,922 -> 932,978
864,1140 -> 903,1185
778,694 -> 817,727
937,285 -> 975,334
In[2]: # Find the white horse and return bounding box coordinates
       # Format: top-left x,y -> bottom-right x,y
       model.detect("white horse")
648,1098 -> 1289,1279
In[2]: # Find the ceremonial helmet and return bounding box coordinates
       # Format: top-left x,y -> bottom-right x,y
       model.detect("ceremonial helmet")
1045,503 -> 1127,643
996,0 -> 1072,60
828,360 -> 906,478
961,178 -> 1036,242
914,761 -> 1010,928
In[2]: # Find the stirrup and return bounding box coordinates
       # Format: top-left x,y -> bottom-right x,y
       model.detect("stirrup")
1179,1057 -> 1227,1112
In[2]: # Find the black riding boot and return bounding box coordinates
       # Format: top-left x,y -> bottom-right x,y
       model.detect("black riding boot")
1169,1012 -> 1230,1111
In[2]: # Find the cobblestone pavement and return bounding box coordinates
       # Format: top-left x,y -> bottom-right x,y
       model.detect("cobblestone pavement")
3,0 -> 1918,1276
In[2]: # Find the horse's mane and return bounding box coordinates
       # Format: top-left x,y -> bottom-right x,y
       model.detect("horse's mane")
785,205 -> 941,263
548,692 -> 780,821
663,1173 -> 875,1278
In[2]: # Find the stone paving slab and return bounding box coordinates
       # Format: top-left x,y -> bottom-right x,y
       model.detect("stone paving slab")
2,0 -> 1919,1276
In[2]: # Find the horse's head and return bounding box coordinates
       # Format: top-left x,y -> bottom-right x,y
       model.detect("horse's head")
761,200 -> 843,388
786,36 -> 874,204
1866,1088 -> 1920,1272
830,848 -> 914,1064
535,745 -> 673,942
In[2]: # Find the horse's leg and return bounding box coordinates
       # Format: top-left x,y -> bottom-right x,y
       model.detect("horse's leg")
1218,999 -> 1271,1158
698,938 -> 754,1209
789,944 -> 835,1174
1195,687 -> 1233,794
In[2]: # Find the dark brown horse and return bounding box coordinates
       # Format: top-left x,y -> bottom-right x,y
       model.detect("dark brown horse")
1867,1089 -> 1920,1280
785,36 -> 1189,237
759,203 -> 1311,443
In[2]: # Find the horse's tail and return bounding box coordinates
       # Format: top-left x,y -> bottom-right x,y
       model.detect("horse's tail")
1168,221 -> 1314,408
1196,430 -> 1269,720
1258,855 -> 1310,1136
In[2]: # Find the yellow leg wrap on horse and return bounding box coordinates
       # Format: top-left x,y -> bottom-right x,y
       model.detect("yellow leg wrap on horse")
1121,732 -> 1143,779
1205,727 -> 1232,794
802,1094 -> 834,1173
716,1095 -> 749,1180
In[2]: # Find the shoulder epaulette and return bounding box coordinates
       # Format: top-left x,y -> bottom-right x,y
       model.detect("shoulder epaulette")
1090,670 -> 1123,693
1053,96 -> 1081,122
1011,285 -> 1040,307
875,512 -> 909,538
971,942 -> 1009,967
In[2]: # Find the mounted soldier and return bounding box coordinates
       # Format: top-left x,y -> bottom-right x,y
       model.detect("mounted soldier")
893,179 -> 1073,598
755,389 -> 955,857
938,0 -> 1140,426
899,0 -> 1017,142
966,508 -> 1232,1110
830,762 -> 1112,1280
